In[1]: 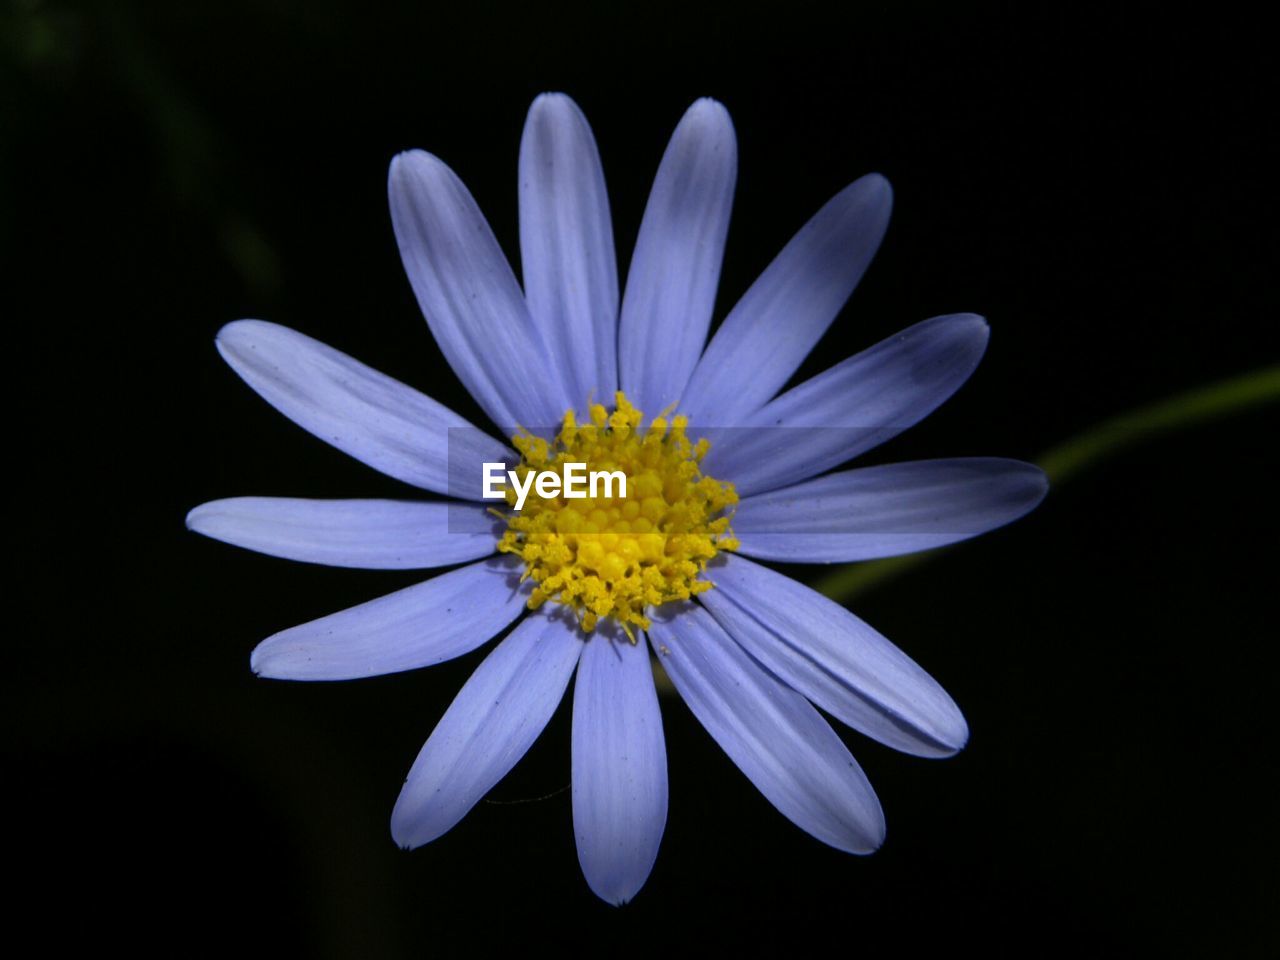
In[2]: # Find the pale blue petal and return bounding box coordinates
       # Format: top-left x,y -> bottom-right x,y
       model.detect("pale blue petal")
216,320 -> 511,499
389,151 -> 571,433
648,604 -> 885,854
700,313 -> 989,496
680,174 -> 893,426
249,556 -> 527,681
391,612 -> 582,848
572,634 -> 667,906
519,93 -> 619,406
618,99 -> 736,416
734,458 -> 1048,562
699,555 -> 968,757
186,497 -> 499,569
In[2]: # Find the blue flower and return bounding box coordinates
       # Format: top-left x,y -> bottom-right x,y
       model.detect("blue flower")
189,93 -> 1046,905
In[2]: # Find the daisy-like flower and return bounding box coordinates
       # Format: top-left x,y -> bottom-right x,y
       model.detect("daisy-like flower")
189,93 -> 1046,905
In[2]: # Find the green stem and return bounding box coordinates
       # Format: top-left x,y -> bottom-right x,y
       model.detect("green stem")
812,364 -> 1280,603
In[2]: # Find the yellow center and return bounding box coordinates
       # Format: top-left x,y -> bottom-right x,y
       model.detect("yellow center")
496,391 -> 739,638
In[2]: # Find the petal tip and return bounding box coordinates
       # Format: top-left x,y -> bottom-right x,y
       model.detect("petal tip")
936,711 -> 971,757
916,688 -> 970,757
388,149 -> 446,191
248,637 -> 299,681
1024,464 -> 1051,506
184,503 -> 206,532
215,317 -> 261,346
947,312 -> 991,356
689,95 -> 729,116
389,815 -> 415,850
389,801 -> 443,851
860,170 -> 893,197
585,875 -> 645,908
870,820 -> 888,853
247,642 -> 269,678
389,147 -> 425,168
214,319 -> 278,368
523,92 -> 592,145
679,97 -> 735,142
529,90 -> 575,112
849,803 -> 888,855
389,815 -> 420,851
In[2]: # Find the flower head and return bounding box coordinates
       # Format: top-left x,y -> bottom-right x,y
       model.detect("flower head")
497,393 -> 740,636
189,93 -> 1046,905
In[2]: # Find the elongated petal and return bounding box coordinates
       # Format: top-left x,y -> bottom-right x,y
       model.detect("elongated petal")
216,320 -> 511,498
391,613 -> 583,848
186,497 -> 498,569
700,313 -> 989,496
649,604 -> 884,854
680,174 -> 893,426
389,150 -> 570,432
519,93 -> 619,404
572,634 -> 667,906
250,557 -> 527,681
734,458 -> 1048,562
700,555 -> 967,757
618,99 -> 736,416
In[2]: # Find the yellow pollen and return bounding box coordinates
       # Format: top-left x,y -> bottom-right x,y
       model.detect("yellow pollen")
496,391 -> 739,638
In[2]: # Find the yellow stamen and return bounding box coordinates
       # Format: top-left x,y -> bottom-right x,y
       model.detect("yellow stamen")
496,391 -> 739,637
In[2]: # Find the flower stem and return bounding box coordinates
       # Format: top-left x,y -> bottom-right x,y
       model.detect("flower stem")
812,364 -> 1280,603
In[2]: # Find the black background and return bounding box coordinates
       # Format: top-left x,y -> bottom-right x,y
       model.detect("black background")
6,1 -> 1277,955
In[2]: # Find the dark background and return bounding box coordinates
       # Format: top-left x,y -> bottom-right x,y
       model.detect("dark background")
5,1 -> 1276,955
